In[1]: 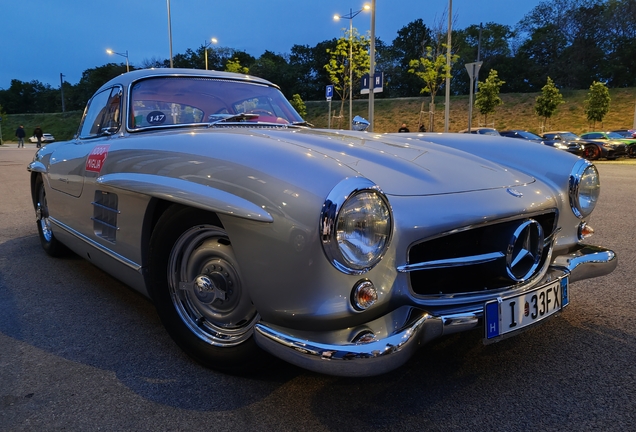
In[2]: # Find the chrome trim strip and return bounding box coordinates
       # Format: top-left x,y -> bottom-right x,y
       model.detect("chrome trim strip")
50,217 -> 142,272
91,201 -> 121,213
97,173 -> 273,223
399,212 -> 559,275
397,252 -> 504,272
406,209 -> 558,246
90,217 -> 119,231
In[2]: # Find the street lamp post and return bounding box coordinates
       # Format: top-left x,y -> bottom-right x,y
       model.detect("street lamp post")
204,37 -> 218,70
106,49 -> 129,72
334,4 -> 370,130
444,0 -> 452,132
60,73 -> 65,113
167,0 -> 173,67
368,0 -> 376,132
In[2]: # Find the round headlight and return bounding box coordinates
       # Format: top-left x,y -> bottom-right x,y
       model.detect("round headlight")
321,178 -> 392,274
569,159 -> 600,218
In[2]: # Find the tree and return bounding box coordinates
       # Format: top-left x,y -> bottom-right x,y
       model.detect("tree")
407,45 -> 458,131
250,51 -> 295,97
289,41 -> 337,101
74,64 -> 129,109
475,69 -> 505,126
324,29 -> 370,128
384,19 -> 433,97
452,23 -> 516,94
0,104 -> 6,144
603,0 -> 636,87
289,94 -> 306,118
225,58 -> 249,74
585,81 -> 611,128
170,48 -> 202,69
535,77 -> 564,131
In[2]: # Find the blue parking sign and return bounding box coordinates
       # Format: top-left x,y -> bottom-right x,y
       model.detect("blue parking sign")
325,85 -> 334,100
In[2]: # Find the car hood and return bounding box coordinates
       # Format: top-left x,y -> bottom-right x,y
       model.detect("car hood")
250,129 -> 535,196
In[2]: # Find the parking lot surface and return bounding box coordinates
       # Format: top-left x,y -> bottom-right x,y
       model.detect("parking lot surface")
1,146 -> 634,431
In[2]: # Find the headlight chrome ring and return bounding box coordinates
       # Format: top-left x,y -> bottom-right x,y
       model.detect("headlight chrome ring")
569,159 -> 600,219
320,177 -> 392,274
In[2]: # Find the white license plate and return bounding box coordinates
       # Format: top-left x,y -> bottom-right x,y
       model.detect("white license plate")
485,277 -> 569,340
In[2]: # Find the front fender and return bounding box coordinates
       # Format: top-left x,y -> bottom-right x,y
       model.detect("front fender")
97,172 -> 273,223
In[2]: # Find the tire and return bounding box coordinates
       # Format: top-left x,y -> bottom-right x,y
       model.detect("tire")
584,145 -> 601,160
34,175 -> 68,257
629,145 -> 636,158
148,206 -> 269,373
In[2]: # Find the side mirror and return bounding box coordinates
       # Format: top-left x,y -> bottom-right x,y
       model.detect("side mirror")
352,116 -> 370,131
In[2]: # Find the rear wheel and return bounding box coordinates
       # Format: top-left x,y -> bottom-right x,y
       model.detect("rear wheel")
148,206 -> 268,373
584,145 -> 601,160
629,145 -> 636,158
34,175 -> 68,257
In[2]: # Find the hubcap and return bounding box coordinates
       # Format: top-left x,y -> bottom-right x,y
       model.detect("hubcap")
168,225 -> 257,347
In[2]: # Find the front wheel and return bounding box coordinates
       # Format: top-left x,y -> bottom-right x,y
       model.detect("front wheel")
148,206 -> 268,373
34,175 -> 68,257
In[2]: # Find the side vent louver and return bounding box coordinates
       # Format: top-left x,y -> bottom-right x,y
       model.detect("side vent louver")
92,191 -> 119,243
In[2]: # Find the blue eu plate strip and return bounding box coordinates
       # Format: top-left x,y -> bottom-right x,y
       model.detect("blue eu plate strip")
485,301 -> 499,339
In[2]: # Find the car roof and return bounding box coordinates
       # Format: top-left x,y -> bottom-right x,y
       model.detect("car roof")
95,68 -> 278,94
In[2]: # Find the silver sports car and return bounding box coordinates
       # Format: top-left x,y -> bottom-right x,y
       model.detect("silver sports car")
28,69 -> 617,377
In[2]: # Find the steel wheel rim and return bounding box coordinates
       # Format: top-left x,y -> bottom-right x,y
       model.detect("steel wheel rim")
167,225 -> 257,347
37,185 -> 53,242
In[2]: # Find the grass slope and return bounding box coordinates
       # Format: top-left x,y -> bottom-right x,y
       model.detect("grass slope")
0,111 -> 83,143
306,87 -> 636,134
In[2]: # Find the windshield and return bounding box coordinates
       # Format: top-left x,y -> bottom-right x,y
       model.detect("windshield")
479,129 -> 500,136
518,131 -> 542,140
559,132 -> 580,140
128,76 -> 304,130
605,132 -> 623,139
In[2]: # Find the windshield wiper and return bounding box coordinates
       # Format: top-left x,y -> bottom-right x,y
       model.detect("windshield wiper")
291,121 -> 314,128
207,113 -> 259,127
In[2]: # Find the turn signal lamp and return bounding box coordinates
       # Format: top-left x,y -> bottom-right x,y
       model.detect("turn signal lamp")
579,222 -> 594,240
352,280 -> 378,311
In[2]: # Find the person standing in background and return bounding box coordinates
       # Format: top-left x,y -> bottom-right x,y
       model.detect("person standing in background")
15,125 -> 26,148
33,126 -> 43,148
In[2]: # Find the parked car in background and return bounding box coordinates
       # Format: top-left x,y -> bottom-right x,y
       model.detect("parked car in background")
580,131 -> 635,158
611,129 -> 636,139
29,133 -> 55,144
542,131 -> 626,160
458,127 -> 500,135
499,129 -> 584,156
27,68 -> 617,377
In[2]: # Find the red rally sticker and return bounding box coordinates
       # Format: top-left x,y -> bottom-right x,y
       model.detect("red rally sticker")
85,145 -> 110,173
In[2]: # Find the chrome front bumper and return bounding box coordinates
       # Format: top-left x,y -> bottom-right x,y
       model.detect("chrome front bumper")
254,245 -> 617,377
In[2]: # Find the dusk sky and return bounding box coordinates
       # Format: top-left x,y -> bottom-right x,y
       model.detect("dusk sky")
1,0 -> 543,90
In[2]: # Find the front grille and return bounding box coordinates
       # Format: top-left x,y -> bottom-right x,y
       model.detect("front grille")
408,212 -> 557,296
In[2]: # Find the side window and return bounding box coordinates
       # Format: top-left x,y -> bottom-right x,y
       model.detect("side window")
78,87 -> 122,139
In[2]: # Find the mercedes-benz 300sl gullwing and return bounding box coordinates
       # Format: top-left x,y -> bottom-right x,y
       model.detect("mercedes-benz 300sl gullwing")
28,69 -> 617,377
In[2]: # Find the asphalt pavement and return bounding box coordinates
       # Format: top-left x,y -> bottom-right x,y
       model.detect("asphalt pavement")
1,145 -> 634,431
